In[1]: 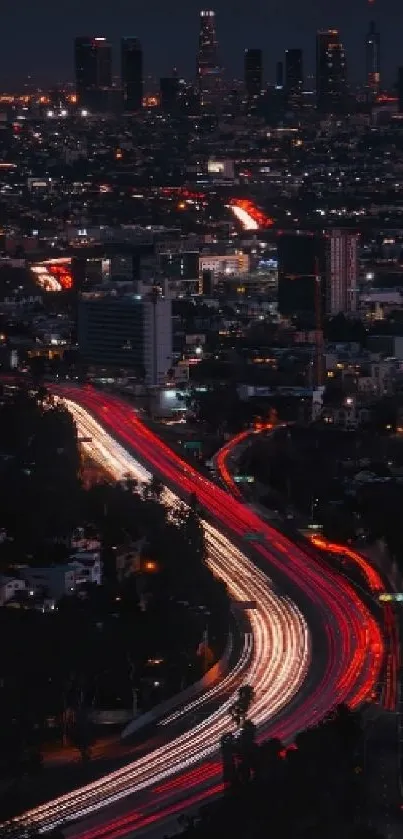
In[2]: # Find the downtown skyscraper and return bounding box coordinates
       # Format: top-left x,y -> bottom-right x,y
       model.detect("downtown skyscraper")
316,29 -> 347,113
285,49 -> 303,98
244,49 -> 263,99
365,21 -> 380,96
197,10 -> 222,110
74,36 -> 112,110
121,37 -> 143,111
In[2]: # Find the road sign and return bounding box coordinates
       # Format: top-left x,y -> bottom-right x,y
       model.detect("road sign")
379,593 -> 403,602
245,532 -> 265,543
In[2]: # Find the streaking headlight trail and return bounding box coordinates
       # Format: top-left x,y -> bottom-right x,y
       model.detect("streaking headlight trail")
11,387 -> 383,835
14,396 -> 310,831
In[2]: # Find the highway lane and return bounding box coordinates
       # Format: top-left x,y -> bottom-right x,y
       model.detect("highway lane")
215,424 -> 398,713
65,388 -> 383,715
12,392 -> 309,833
215,429 -> 253,497
56,393 -> 383,794
229,204 -> 258,231
228,199 -> 274,231
216,426 -> 403,833
69,398 -> 310,733
53,389 -> 383,823
11,387 -> 384,836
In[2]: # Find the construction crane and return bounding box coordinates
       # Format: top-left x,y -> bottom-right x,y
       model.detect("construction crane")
314,259 -> 324,388
282,267 -> 325,388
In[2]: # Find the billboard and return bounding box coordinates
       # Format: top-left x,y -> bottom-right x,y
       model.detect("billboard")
207,159 -> 235,179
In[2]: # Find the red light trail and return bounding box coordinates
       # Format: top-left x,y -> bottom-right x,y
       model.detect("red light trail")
14,387 -> 384,837
47,263 -> 73,290
229,198 -> 274,229
157,188 -> 274,231
216,427 -> 396,715
215,429 -> 252,498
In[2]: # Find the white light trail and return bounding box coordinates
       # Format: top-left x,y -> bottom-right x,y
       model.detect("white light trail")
13,401 -> 310,832
31,266 -> 63,292
230,205 -> 259,230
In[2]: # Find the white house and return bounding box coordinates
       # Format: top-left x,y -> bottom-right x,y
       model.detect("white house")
19,552 -> 102,601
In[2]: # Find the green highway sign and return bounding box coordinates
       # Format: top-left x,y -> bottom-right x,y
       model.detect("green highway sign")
379,593 -> 403,602
245,532 -> 265,543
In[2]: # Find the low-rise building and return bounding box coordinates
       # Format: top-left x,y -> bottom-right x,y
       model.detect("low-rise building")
78,292 -> 173,386
0,574 -> 26,605
322,397 -> 373,429
19,552 -> 102,600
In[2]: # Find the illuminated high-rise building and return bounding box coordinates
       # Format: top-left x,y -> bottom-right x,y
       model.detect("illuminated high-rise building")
285,49 -> 303,97
74,36 -> 112,109
316,29 -> 347,112
121,37 -> 143,111
197,10 -> 221,109
365,21 -> 380,95
276,61 -> 284,88
244,49 -> 263,99
326,229 -> 358,315
78,293 -> 172,387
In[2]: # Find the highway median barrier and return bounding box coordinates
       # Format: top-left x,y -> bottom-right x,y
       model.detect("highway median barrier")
121,620 -> 237,740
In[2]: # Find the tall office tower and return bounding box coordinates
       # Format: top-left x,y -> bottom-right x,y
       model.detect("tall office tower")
74,36 -> 112,109
276,61 -> 284,88
244,49 -> 263,99
197,10 -> 221,109
326,230 -> 358,315
121,37 -> 143,111
316,29 -> 347,112
398,67 -> 403,113
285,48 -> 303,97
78,292 -> 172,386
160,76 -> 180,113
366,21 -> 380,95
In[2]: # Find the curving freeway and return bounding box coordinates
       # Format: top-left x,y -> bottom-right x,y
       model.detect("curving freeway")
229,199 -> 274,231
216,424 -> 398,714
14,386 -> 384,836
215,428 -> 254,498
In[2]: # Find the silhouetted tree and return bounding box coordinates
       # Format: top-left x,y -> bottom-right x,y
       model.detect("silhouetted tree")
220,732 -> 236,786
70,708 -> 94,762
229,685 -> 254,728
146,476 -> 164,501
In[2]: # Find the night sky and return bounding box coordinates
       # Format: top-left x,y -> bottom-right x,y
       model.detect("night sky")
2,0 -> 402,88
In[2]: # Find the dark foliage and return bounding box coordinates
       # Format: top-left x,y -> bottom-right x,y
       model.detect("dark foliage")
0,384 -> 230,809
176,705 -> 383,839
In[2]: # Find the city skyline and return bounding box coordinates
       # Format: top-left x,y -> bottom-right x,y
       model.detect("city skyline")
1,0 -> 403,88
